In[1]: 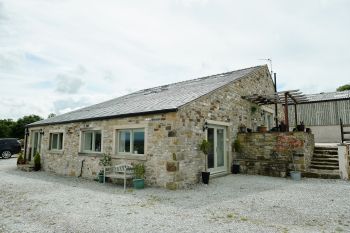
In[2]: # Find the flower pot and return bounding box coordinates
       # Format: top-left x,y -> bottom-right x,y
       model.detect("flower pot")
290,171 -> 301,181
257,126 -> 267,133
98,174 -> 104,183
231,164 -> 240,174
133,178 -> 145,189
202,171 -> 210,184
296,125 -> 305,132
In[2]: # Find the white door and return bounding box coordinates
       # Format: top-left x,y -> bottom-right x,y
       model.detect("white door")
207,125 -> 227,174
30,131 -> 42,160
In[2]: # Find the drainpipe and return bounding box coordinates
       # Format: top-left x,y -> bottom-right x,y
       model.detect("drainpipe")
78,159 -> 85,177
23,127 -> 29,162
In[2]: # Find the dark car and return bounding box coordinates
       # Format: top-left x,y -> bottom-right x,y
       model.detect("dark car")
0,138 -> 22,159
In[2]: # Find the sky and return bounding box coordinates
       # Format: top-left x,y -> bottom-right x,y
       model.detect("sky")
0,0 -> 349,120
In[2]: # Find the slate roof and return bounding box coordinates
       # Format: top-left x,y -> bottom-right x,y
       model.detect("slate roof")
302,90 -> 350,103
29,65 -> 264,127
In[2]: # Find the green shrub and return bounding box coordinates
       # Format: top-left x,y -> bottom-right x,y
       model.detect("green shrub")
233,139 -> 242,153
199,140 -> 211,155
134,163 -> 145,179
99,154 -> 112,167
33,152 -> 41,171
17,152 -> 25,165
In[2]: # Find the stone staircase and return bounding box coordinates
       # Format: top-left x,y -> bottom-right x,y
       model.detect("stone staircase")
303,146 -> 340,179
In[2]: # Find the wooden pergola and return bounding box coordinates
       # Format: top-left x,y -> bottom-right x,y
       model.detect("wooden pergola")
243,90 -> 308,131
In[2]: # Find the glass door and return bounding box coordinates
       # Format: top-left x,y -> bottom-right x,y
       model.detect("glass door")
30,131 -> 42,161
207,125 -> 227,173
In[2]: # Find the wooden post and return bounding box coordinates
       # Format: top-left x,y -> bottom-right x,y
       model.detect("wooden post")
294,104 -> 298,128
274,73 -> 278,128
284,93 -> 289,132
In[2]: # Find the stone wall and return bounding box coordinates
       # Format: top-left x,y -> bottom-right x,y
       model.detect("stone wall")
170,66 -> 281,188
234,132 -> 314,177
26,66 -> 281,189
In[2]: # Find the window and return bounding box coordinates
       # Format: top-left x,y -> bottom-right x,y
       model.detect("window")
118,129 -> 144,155
81,130 -> 102,153
49,133 -> 63,150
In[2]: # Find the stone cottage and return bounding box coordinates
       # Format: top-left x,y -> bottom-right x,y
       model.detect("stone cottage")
26,65 -> 276,189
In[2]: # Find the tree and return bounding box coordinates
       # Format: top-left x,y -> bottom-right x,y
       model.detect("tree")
47,113 -> 56,118
0,119 -> 15,138
11,115 -> 43,139
336,84 -> 350,92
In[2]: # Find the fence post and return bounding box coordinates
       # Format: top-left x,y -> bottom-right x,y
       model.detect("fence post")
338,143 -> 349,180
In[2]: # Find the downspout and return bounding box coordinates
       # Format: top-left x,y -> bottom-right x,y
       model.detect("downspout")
78,159 -> 85,177
23,127 -> 29,162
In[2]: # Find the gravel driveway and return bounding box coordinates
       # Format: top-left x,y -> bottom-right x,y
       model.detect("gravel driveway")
1,158 -> 350,233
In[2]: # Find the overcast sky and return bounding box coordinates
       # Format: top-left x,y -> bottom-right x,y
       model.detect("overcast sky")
1,0 -> 349,120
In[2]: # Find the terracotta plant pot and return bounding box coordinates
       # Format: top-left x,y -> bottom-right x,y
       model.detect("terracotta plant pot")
257,126 -> 267,133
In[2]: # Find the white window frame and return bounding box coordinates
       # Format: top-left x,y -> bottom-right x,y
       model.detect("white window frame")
80,130 -> 103,153
49,132 -> 64,151
113,124 -> 147,157
117,128 -> 145,155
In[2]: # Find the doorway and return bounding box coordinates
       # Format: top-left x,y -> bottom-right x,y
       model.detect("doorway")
207,125 -> 227,174
30,131 -> 42,161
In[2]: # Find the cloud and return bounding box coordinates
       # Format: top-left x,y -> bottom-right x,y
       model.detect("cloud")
0,0 -> 350,119
55,74 -> 84,94
53,98 -> 90,114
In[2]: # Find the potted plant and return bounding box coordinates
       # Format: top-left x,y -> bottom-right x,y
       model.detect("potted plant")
33,152 -> 41,171
199,139 -> 211,184
98,154 -> 112,183
133,163 -> 145,189
297,121 -> 305,132
99,154 -> 112,167
238,123 -> 247,133
290,153 -> 301,181
98,170 -> 104,183
17,152 -> 25,165
257,124 -> 267,133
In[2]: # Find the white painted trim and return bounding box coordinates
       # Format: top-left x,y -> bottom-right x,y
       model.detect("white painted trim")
262,106 -> 274,114
79,128 -> 103,154
113,126 -> 148,157
206,120 -> 231,127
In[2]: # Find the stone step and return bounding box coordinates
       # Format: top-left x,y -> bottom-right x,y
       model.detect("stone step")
302,172 -> 340,179
312,157 -> 338,162
309,168 -> 340,174
313,152 -> 338,156
311,161 -> 339,166
314,150 -> 338,155
313,154 -> 338,159
314,147 -> 337,151
309,165 -> 339,170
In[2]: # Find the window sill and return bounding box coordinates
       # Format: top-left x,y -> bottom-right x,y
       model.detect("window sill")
113,154 -> 147,161
78,152 -> 104,157
48,150 -> 64,154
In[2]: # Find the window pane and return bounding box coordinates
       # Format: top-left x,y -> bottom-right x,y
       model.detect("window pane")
84,132 -> 93,151
94,132 -> 101,152
119,131 -> 130,153
133,130 -> 144,154
207,128 -> 214,169
52,134 -> 58,150
58,133 -> 63,150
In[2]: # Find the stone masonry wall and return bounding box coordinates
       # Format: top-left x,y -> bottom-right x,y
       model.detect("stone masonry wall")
26,65 -> 281,189
170,66 -> 281,188
234,132 -> 314,177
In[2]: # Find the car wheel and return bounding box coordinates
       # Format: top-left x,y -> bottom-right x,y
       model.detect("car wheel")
1,150 -> 12,159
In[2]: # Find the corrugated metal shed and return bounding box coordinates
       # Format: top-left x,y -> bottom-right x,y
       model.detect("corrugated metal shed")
29,65 -> 264,127
288,91 -> 350,126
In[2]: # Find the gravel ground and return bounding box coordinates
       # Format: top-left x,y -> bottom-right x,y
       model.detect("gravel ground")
1,158 -> 350,233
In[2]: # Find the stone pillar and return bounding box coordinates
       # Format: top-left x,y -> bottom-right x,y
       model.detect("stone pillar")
337,144 -> 350,180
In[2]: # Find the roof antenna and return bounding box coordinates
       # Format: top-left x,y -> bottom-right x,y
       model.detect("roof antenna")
258,58 -> 273,75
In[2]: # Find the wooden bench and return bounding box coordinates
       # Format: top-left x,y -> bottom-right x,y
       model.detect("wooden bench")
103,164 -> 134,191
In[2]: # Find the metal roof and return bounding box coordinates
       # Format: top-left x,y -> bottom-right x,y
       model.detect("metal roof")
301,90 -> 350,103
29,65 -> 264,127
